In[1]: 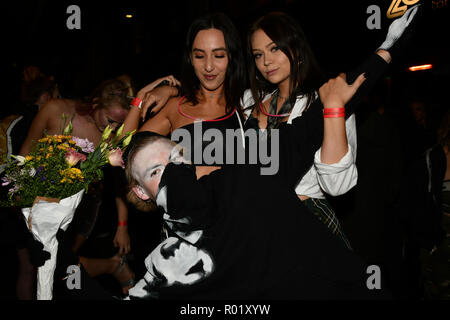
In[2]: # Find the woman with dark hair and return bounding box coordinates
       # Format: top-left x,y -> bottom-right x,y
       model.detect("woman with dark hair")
241,7 -> 420,248
121,12 -> 247,179
121,72 -> 395,300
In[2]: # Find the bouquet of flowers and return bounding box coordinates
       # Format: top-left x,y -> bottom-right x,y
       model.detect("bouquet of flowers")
1,120 -> 134,300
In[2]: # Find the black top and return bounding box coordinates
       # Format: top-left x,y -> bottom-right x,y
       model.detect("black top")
170,110 -> 245,166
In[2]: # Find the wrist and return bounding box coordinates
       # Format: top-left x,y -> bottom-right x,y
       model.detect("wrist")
323,107 -> 345,118
130,97 -> 142,110
118,221 -> 128,227
375,49 -> 392,63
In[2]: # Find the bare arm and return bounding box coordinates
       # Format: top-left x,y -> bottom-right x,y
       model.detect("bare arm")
113,196 -> 131,255
138,97 -> 178,135
19,100 -> 62,155
121,76 -> 179,138
319,73 -> 366,164
376,49 -> 391,64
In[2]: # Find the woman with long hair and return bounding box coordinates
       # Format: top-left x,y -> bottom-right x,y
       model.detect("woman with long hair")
121,12 -> 247,180
242,7 -> 419,248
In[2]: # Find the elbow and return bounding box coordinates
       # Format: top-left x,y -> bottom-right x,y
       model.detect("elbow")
319,165 -> 358,196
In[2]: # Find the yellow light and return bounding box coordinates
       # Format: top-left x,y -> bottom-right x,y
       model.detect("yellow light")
408,64 -> 433,72
125,14 -> 133,18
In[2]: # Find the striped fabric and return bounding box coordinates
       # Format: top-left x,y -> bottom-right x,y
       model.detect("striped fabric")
303,197 -> 352,250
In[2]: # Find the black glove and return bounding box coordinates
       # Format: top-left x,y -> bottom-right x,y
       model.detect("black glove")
26,236 -> 50,267
377,4 -> 423,59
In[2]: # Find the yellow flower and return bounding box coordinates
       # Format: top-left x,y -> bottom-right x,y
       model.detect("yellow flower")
70,168 -> 82,175
36,156 -> 42,161
46,153 -> 52,159
48,146 -> 54,152
25,155 -> 33,161
38,137 -> 48,143
60,168 -> 84,182
57,143 -> 70,151
101,125 -> 113,141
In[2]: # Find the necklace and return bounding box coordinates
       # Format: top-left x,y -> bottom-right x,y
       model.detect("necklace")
264,89 -> 297,130
177,96 -> 236,122
258,102 -> 291,118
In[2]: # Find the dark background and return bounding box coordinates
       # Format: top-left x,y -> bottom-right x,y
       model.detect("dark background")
1,0 -> 449,301
3,0 -> 449,113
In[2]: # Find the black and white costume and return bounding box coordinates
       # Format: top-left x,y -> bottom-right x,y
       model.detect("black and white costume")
127,53 -> 392,300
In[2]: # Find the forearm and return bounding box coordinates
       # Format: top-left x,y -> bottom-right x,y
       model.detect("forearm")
315,115 -> 358,195
121,105 -> 141,138
116,196 -> 129,227
320,115 -> 348,164
344,53 -> 389,117
376,49 -> 391,64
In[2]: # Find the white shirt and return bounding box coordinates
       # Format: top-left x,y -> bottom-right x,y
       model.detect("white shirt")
241,89 -> 357,199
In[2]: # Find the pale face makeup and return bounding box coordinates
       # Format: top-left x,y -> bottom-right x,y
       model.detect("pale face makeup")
251,29 -> 291,90
190,28 -> 229,93
132,140 -> 187,201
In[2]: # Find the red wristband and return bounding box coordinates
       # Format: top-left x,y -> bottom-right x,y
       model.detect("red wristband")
130,97 -> 142,109
118,221 -> 128,227
323,107 -> 345,118
324,113 -> 345,118
323,107 -> 345,114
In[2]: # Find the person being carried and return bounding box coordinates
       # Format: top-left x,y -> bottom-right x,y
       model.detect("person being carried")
122,70 -> 392,300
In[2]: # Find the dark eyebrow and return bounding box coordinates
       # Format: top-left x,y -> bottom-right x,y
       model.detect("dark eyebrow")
192,47 -> 227,53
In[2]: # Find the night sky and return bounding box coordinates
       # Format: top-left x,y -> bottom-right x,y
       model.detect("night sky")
4,0 -> 449,118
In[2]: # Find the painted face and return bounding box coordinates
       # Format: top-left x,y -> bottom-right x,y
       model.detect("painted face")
191,28 -> 229,92
251,29 -> 291,87
132,140 -> 187,201
93,103 -> 128,132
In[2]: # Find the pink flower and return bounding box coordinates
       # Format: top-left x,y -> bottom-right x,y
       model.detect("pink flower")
108,148 -> 124,168
65,149 -> 87,167
1,176 -> 11,186
72,137 -> 95,153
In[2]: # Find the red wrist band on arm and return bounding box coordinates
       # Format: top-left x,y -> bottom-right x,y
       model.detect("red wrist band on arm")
323,107 -> 345,113
118,221 -> 128,227
324,113 -> 345,118
130,98 -> 142,109
323,107 -> 345,118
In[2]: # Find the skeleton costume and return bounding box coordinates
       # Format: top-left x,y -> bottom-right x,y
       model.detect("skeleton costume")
127,53 -> 391,300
